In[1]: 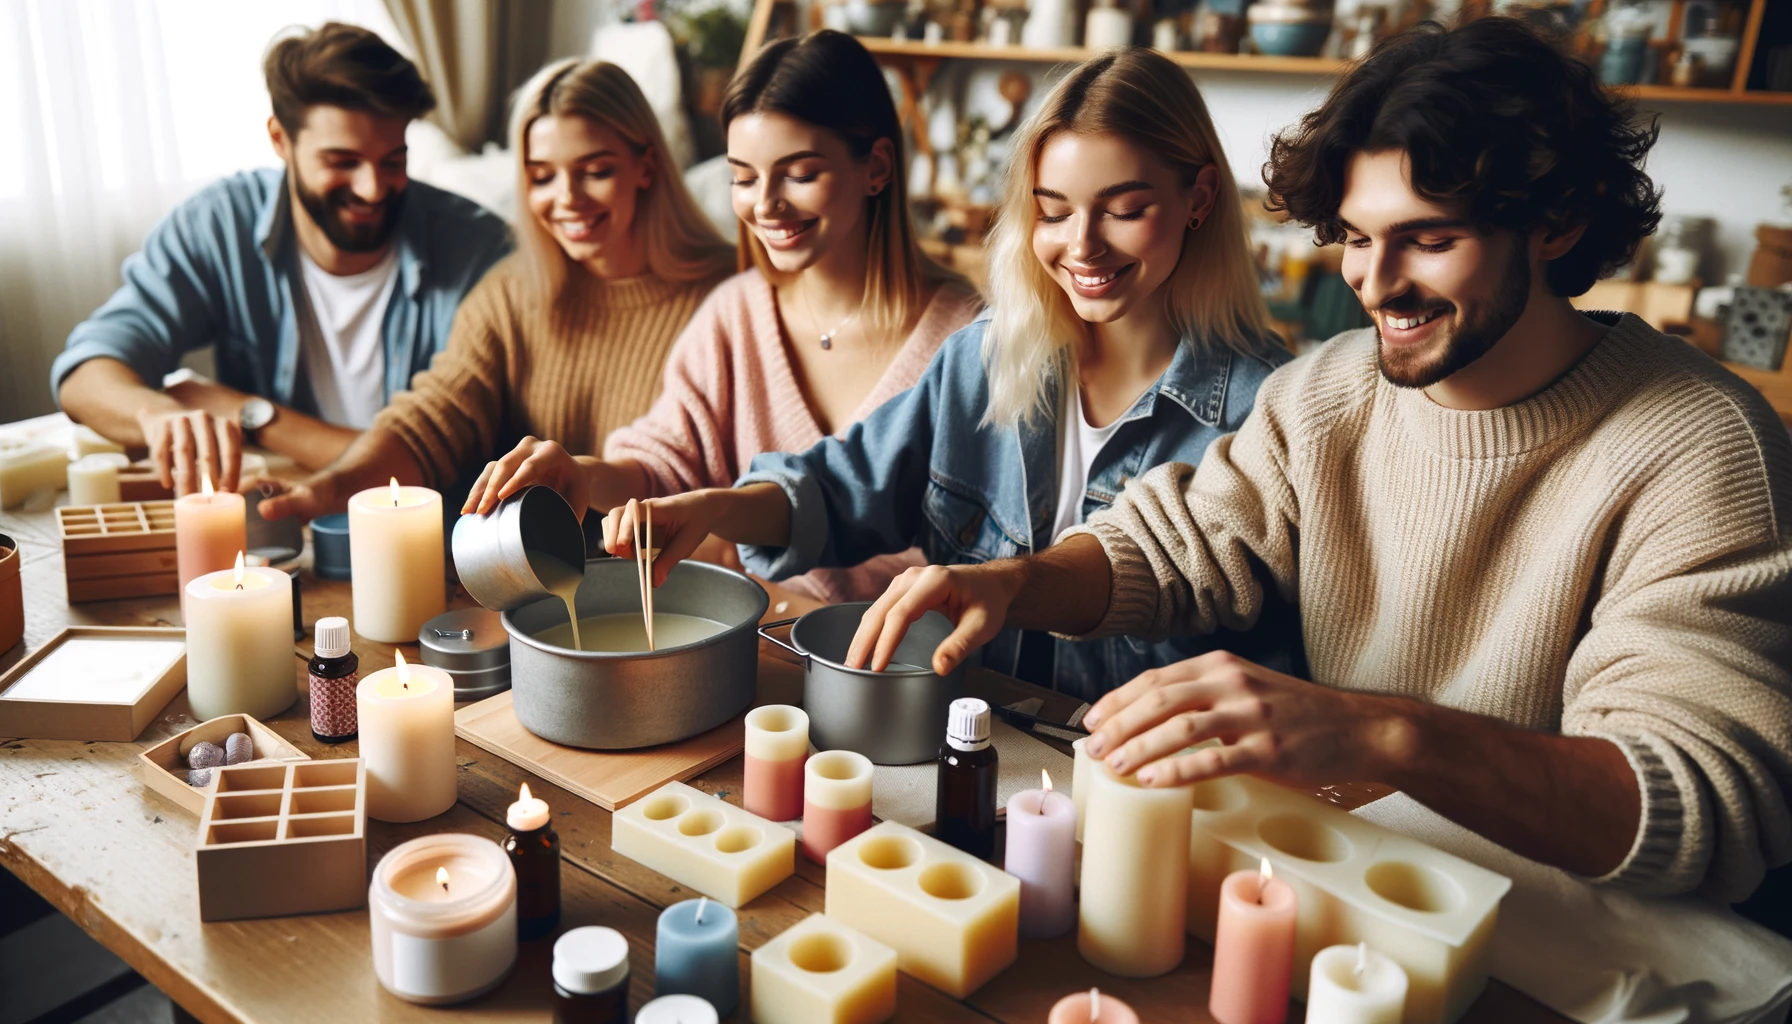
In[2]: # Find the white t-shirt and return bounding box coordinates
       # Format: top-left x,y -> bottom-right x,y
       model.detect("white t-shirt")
296,246 -> 397,429
1050,384 -> 1128,545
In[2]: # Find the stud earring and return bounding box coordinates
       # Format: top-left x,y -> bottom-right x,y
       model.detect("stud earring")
1188,216 -> 1202,230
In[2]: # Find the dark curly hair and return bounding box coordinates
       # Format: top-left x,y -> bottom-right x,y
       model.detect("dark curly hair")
1263,17 -> 1662,297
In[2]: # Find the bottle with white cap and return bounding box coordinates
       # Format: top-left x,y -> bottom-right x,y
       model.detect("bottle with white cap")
934,696 -> 998,859
552,926 -> 630,1024
307,616 -> 357,743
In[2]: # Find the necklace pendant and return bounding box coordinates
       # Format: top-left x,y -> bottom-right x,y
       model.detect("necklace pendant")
819,334 -> 833,350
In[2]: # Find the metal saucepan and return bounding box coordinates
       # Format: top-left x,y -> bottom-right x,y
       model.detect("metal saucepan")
503,559 -> 768,750
759,602 -> 965,765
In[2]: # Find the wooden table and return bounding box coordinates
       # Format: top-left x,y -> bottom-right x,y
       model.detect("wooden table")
0,497 -> 1566,1023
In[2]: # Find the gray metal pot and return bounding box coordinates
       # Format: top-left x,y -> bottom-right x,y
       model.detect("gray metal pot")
759,602 -> 964,765
452,486 -> 586,612
503,559 -> 768,750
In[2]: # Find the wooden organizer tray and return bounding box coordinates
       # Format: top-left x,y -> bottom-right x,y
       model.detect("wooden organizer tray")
119,461 -> 174,502
56,501 -> 179,602
196,759 -> 367,922
0,626 -> 186,741
139,714 -> 310,816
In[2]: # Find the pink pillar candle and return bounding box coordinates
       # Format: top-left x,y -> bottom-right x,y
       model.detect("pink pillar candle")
1004,772 -> 1077,939
1208,863 -> 1298,1024
744,704 -> 808,821
1048,988 -> 1140,1024
801,750 -> 873,864
174,481 -> 245,620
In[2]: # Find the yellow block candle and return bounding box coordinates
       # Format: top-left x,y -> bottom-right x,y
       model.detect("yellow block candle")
183,553 -> 296,721
357,651 -> 456,822
347,479 -> 445,642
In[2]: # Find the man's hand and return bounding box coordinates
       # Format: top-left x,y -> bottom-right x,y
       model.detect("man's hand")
136,407 -> 242,495
255,474 -> 342,522
845,562 -> 1028,675
1081,651 -> 1411,789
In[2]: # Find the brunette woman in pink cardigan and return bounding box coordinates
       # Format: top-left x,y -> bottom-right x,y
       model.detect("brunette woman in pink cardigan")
465,31 -> 981,610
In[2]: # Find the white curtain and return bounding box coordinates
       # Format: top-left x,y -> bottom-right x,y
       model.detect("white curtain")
0,0 -> 405,421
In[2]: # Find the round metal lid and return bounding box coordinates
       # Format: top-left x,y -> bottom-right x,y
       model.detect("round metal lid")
418,607 -> 510,672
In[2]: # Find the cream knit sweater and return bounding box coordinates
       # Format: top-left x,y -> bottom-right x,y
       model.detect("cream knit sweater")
1069,313 -> 1792,901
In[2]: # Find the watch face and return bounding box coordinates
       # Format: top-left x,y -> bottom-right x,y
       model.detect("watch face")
241,398 -> 275,431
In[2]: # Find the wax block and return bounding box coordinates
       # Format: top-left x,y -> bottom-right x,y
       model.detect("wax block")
751,913 -> 895,1024
1184,774 -> 1510,1024
612,782 -> 796,908
0,441 -> 68,509
825,821 -> 1019,999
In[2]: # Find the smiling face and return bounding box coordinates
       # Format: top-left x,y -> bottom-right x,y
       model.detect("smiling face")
1030,131 -> 1206,326
274,105 -> 411,253
726,111 -> 890,276
524,114 -> 654,275
1338,149 -> 1536,389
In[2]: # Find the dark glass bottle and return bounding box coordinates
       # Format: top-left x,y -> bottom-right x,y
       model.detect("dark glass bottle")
307,616 -> 357,743
552,927 -> 629,1024
504,793 -> 562,940
934,697 -> 998,860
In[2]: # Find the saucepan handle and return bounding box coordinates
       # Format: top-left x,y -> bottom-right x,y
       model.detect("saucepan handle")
756,616 -> 807,661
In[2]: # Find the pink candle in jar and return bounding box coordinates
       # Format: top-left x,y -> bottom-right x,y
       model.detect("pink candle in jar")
1004,768 -> 1077,939
174,474 -> 245,620
744,704 -> 808,821
801,750 -> 872,863
1209,858 -> 1298,1024
1048,987 -> 1140,1024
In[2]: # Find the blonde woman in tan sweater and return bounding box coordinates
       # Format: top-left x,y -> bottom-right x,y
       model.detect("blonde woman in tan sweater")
259,59 -> 734,520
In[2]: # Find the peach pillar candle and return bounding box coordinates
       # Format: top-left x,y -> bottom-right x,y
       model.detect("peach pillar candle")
1048,987 -> 1141,1024
357,650 -> 457,822
1005,769 -> 1077,939
1077,756 -> 1194,977
1209,859 -> 1298,1024
802,749 -> 873,864
347,478 -> 445,642
183,554 -> 296,721
1307,943 -> 1407,1024
745,704 -> 808,821
175,474 -> 245,620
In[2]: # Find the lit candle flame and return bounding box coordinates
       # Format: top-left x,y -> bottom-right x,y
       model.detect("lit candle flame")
1259,856 -> 1273,904
200,472 -> 214,496
519,782 -> 532,803
1355,941 -> 1368,977
232,550 -> 245,589
1090,987 -> 1101,1021
396,649 -> 410,688
390,476 -> 401,506
436,866 -> 449,892
1042,769 -> 1053,793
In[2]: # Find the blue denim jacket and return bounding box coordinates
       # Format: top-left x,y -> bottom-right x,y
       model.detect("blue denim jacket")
739,317 -> 1303,701
51,168 -> 511,416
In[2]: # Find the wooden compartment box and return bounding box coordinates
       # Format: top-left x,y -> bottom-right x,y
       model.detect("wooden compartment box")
138,714 -> 311,816
196,759 -> 367,922
0,626 -> 186,741
56,501 -> 179,603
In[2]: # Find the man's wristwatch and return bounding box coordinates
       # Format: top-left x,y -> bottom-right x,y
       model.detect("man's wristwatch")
239,397 -> 276,444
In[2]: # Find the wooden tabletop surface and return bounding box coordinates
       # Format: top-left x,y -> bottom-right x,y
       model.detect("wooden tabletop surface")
0,496 -> 1566,1024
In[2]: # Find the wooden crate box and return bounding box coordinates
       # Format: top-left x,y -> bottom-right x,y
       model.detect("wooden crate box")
56,501 -> 179,602
196,759 -> 367,922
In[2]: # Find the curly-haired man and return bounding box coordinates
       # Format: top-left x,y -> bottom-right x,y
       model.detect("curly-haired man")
850,17 -> 1792,904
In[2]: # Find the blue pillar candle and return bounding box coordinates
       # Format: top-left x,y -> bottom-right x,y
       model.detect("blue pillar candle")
654,897 -> 738,1016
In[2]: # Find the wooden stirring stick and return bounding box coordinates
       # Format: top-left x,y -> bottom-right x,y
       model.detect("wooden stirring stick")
645,501 -> 656,651
631,499 -> 650,651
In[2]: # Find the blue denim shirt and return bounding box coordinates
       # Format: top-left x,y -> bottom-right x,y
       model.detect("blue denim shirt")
51,168 -> 511,416
739,317 -> 1304,701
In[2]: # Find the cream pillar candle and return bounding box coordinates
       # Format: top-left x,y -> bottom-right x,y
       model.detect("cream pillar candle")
0,441 -> 67,509
347,479 -> 445,642
1071,737 -> 1091,842
1308,943 -> 1408,1024
1077,757 -> 1195,978
357,651 -> 457,822
175,475 -> 246,620
67,454 -> 126,506
183,554 -> 297,721
745,704 -> 809,821
369,833 -> 517,1004
803,750 -> 874,864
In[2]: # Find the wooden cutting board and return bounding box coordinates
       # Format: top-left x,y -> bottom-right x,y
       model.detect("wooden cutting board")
454,652 -> 804,811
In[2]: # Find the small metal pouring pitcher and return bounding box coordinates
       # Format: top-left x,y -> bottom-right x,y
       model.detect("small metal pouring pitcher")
450,486 -> 586,612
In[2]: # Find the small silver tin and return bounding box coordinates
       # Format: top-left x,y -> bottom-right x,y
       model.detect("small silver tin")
451,487 -> 586,613
419,607 -> 511,701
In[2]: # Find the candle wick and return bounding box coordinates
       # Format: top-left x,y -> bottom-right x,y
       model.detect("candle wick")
233,583 -> 243,590
1090,987 -> 1100,1021
696,896 -> 708,924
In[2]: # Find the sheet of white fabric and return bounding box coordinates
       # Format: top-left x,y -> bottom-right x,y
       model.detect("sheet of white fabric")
1352,793 -> 1792,1024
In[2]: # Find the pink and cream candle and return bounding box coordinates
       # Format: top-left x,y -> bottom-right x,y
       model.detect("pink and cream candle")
744,704 -> 808,822
802,750 -> 872,864
369,833 -> 517,1005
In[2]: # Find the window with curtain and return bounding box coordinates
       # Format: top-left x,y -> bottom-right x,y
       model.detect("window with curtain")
0,0 -> 406,421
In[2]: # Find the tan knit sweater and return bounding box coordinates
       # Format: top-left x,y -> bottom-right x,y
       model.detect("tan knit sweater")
1070,313 -> 1792,901
374,255 -> 728,486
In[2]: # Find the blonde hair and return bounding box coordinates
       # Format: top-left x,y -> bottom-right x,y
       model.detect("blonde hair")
510,59 -> 735,302
982,49 -> 1272,428
723,31 -> 951,337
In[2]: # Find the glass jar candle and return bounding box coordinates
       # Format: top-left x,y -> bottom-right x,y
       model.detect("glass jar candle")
370,833 -> 518,1004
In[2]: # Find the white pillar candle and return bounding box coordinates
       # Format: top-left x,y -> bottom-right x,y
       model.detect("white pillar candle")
1071,737 -> 1091,842
1308,943 -> 1408,1024
370,833 -> 517,1005
1077,757 -> 1195,978
183,555 -> 296,721
67,454 -> 127,506
357,651 -> 457,822
347,479 -> 445,643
